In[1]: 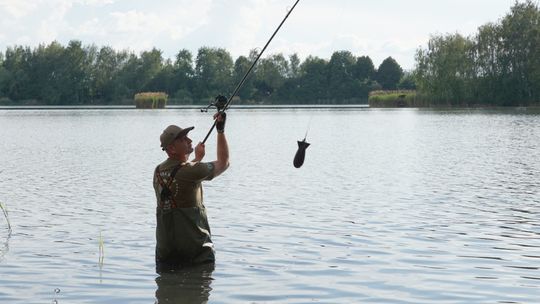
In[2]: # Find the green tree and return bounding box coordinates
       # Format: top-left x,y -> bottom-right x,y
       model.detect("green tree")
376,56 -> 404,90
172,49 -> 194,101
59,40 -> 94,104
472,23 -> 502,103
194,47 -> 233,103
233,54 -> 255,101
29,42 -> 65,104
2,46 -> 32,101
414,0 -> 539,106
288,53 -> 301,78
254,53 -> 289,101
326,50 -> 357,101
139,48 -> 164,92
397,71 -> 416,90
0,51 -> 9,100
115,52 -> 140,100
354,55 -> 375,80
146,59 -> 176,94
415,34 -> 475,104
92,46 -> 128,103
497,0 -> 540,104
295,56 -> 328,103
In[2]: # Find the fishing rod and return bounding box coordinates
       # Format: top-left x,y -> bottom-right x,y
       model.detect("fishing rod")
201,0 -> 301,144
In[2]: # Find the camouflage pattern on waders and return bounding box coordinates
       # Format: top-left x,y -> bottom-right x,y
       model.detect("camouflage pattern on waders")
153,158 -> 216,271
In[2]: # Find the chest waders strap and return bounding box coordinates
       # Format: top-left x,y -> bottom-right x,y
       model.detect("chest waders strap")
155,165 -> 182,208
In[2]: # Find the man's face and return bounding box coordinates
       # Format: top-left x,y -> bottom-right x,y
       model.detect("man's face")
168,135 -> 193,156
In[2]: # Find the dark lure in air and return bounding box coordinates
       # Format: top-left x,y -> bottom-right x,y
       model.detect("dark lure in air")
293,138 -> 310,168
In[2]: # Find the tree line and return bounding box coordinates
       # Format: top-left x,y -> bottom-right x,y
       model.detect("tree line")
415,0 -> 540,106
0,41 -> 406,105
1,0 -> 537,107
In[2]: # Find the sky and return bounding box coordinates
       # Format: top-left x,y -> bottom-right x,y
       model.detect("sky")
0,0 -> 520,70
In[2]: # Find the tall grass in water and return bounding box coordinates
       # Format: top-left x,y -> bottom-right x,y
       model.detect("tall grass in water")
134,92 -> 168,109
0,202 -> 11,233
98,231 -> 105,266
0,201 -> 11,262
368,90 -> 429,107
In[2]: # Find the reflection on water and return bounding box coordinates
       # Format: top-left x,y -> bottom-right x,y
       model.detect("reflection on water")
155,263 -> 214,304
0,233 -> 8,263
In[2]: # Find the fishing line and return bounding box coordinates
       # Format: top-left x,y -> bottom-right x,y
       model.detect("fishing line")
303,115 -> 313,140
201,0 -> 301,144
293,3 -> 350,169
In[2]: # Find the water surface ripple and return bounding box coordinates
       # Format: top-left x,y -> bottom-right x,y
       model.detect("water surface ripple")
0,108 -> 539,303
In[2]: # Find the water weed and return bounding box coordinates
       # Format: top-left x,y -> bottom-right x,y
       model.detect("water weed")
98,231 -> 104,266
0,202 -> 11,233
0,201 -> 11,262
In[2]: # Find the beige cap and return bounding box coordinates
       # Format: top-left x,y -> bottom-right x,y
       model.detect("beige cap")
160,125 -> 194,150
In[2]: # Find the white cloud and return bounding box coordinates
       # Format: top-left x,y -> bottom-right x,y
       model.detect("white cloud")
110,10 -> 163,33
37,1 -> 73,42
102,3 -> 213,53
72,18 -> 106,36
0,0 -> 38,18
0,0 -> 519,69
76,0 -> 115,5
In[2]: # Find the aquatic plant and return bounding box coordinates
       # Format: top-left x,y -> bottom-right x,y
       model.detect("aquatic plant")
134,92 -> 168,109
368,90 -> 425,107
0,201 -> 11,263
0,202 -> 11,233
98,231 -> 105,266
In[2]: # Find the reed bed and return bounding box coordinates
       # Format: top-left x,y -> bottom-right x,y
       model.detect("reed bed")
134,92 -> 168,109
368,90 -> 428,107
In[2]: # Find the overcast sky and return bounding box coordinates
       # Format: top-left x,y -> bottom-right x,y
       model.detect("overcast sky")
0,0 -> 519,70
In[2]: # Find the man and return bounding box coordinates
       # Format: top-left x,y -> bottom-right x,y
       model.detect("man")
153,113 -> 229,272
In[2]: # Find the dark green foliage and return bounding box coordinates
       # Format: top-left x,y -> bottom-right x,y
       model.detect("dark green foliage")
0,41 -> 404,105
172,49 -> 195,100
355,56 -> 375,80
294,56 -> 329,103
415,0 -> 540,106
326,51 -> 358,101
194,47 -> 234,103
288,53 -> 301,78
376,57 -> 403,90
254,53 -> 289,101
415,33 -> 475,105
398,72 -> 416,90
232,54 -> 254,101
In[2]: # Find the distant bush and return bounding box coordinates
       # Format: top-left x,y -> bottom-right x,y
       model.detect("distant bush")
134,92 -> 168,109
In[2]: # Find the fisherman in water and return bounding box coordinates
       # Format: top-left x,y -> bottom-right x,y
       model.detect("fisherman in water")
153,112 -> 229,272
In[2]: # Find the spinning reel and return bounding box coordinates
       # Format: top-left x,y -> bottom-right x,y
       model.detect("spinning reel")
201,95 -> 228,112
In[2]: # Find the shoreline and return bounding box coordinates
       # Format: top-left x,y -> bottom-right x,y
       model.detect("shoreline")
0,104 -> 370,110
1,104 -> 538,111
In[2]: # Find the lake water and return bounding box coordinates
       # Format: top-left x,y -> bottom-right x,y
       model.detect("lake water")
0,107 -> 539,303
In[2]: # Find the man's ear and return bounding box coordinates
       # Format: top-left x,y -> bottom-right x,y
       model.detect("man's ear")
165,144 -> 176,155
